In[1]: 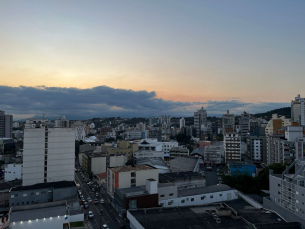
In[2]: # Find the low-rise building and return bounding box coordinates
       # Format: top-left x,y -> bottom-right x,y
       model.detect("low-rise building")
133,150 -> 164,160
4,163 -> 23,182
204,142 -> 225,164
228,162 -> 256,177
247,127 -> 267,163
9,181 -> 77,207
169,147 -> 189,159
107,165 -> 159,198
0,179 -> 22,207
107,141 -> 138,159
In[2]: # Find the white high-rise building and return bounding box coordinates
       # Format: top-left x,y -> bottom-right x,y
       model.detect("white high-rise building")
72,121 -> 86,141
23,119 -> 75,186
291,94 -> 305,126
54,115 -> 69,128
180,118 -> 185,129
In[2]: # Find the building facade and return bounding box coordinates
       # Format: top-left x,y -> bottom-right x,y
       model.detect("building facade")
240,111 -> 251,139
194,107 -> 207,138
291,94 -> 305,126
4,163 -> 23,182
224,132 -> 241,162
222,110 -> 235,133
23,119 -> 75,186
0,110 -> 13,138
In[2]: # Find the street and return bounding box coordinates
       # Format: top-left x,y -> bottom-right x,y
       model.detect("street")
75,171 -> 123,229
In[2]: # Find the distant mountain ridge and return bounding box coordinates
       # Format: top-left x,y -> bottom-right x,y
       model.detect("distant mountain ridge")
253,107 -> 291,120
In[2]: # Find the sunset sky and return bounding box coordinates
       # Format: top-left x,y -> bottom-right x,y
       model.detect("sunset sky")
1,1 -> 304,119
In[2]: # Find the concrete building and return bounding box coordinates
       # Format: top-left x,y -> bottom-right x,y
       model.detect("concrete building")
82,152 -> 127,175
107,165 -> 159,198
159,115 -> 171,126
23,119 -> 75,186
240,111 -> 251,139
71,121 -> 86,141
148,129 -> 162,141
0,138 -> 15,154
136,158 -> 171,174
8,199 -> 84,229
194,107 -> 207,138
0,179 -> 22,207
9,181 -> 77,207
13,122 -> 20,128
133,150 -> 164,160
228,162 -> 256,177
265,114 -> 291,135
265,159 -> 305,227
247,127 -> 267,163
158,184 -> 237,208
137,140 -> 162,151
291,94 -> 305,126
4,163 -> 23,182
204,142 -> 225,164
54,115 -> 69,128
0,110 -> 13,138
179,118 -> 185,129
149,117 -> 157,126
224,132 -> 241,162
107,141 -> 138,160
159,171 -> 206,190
169,147 -> 189,159
125,131 -> 148,140
169,157 -> 200,172
222,110 -> 235,133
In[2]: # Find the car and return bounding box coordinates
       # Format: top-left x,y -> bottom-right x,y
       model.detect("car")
87,197 -> 92,203
216,219 -> 221,224
80,195 -> 84,199
95,192 -> 99,197
84,202 -> 89,209
213,215 -> 219,219
78,191 -> 82,195
100,199 -> 105,204
88,211 -> 94,219
102,224 -> 108,229
92,188 -> 95,192
94,199 -> 99,204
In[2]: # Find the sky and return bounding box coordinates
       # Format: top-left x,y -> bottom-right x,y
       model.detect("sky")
1,0 -> 304,119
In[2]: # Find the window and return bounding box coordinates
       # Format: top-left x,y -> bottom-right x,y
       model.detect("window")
48,191 -> 52,194
31,192 -> 34,196
23,194 -> 27,197
41,191 -> 46,194
11,195 -> 14,199
210,195 -> 213,198
26,201 -> 29,205
169,193 -> 173,196
219,194 -> 222,197
181,199 -> 185,203
15,194 -> 18,197
191,198 -> 194,202
22,202 -> 24,205
201,196 -> 206,200
160,195 -> 164,197
36,192 -> 40,195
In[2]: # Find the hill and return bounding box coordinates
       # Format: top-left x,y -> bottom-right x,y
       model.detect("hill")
253,107 -> 291,120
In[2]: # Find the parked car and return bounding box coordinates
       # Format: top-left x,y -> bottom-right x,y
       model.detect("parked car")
84,202 -> 88,209
216,218 -> 221,224
102,224 -> 108,229
100,199 -> 105,204
94,199 -> 99,204
88,211 -> 94,219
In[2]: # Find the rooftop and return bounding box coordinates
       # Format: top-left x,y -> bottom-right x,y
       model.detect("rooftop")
178,184 -> 233,197
11,181 -> 76,192
0,179 -> 22,191
159,171 -> 204,183
137,157 -> 170,170
109,164 -> 156,173
169,157 -> 198,172
190,147 -> 204,156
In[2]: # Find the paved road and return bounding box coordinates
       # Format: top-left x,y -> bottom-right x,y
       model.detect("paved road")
75,171 -> 123,229
200,165 -> 222,186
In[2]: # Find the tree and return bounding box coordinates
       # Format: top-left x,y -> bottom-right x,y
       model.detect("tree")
105,137 -> 115,142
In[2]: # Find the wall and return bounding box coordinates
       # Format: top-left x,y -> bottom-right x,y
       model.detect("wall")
159,189 -> 238,208
158,185 -> 178,201
127,211 -> 145,229
53,186 -> 77,202
10,187 -> 52,207
5,164 -> 22,182
110,155 -> 127,168
136,169 -> 159,186
91,157 -> 106,174
126,194 -> 159,210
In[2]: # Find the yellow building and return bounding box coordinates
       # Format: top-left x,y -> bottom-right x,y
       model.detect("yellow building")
107,141 -> 138,159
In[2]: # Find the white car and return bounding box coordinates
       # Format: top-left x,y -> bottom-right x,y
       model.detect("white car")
88,211 -> 94,219
100,199 -> 105,204
87,197 -> 92,203
102,224 -> 108,229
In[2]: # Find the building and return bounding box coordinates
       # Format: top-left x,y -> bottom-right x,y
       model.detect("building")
137,140 -> 162,151
107,141 -> 138,159
9,181 -> 77,207
0,138 -> 16,154
82,152 -> 127,175
194,107 -> 207,138
13,122 -> 20,128
4,163 -> 23,182
149,117 -> 157,126
54,115 -> 69,128
159,171 -> 205,190
169,147 -> 189,159
291,94 -> 305,126
136,158 -> 171,173
204,142 -> 225,164
224,132 -> 241,162
265,159 -> 305,227
222,110 -> 235,133
240,111 -> 251,139
113,179 -> 159,216
159,115 -> 171,126
179,118 -> 185,129
228,162 -> 256,177
71,121 -> 86,141
169,157 -> 200,172
133,150 -> 164,160
107,165 -> 159,198
0,179 -> 22,207
265,114 -> 291,135
148,129 -> 162,141
125,131 -> 148,140
0,110 -> 13,138
158,185 -> 237,208
22,119 -> 75,186
8,199 -> 84,229
247,127 -> 267,163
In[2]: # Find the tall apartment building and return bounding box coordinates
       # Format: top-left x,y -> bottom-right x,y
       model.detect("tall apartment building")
291,94 -> 305,126
222,110 -> 235,133
224,132 -> 241,162
0,110 -> 13,138
266,160 -> 305,227
54,115 -> 70,127
240,111 -> 251,139
72,121 -> 86,141
180,118 -> 185,129
23,119 -> 75,186
107,165 -> 158,197
159,115 -> 171,126
194,107 -> 207,138
265,114 -> 291,135
247,127 -> 267,163
149,117 -> 157,126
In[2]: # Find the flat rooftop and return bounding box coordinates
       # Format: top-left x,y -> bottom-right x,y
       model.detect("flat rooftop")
11,181 -> 76,191
159,171 -> 204,183
0,179 -> 22,191
178,185 -> 232,197
109,164 -> 156,173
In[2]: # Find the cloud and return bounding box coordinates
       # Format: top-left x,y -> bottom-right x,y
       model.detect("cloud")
0,85 -> 289,120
